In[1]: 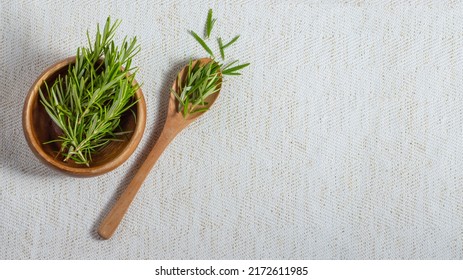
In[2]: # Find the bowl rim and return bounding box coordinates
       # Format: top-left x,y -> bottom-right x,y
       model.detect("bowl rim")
22,56 -> 146,177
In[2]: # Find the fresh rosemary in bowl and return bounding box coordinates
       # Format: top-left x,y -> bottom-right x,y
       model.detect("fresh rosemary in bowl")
39,17 -> 141,166
172,9 -> 250,118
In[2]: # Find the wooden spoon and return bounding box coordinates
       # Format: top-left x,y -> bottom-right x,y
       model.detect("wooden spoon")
98,58 -> 221,239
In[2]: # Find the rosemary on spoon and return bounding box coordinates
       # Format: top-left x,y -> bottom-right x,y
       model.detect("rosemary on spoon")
39,17 -> 140,166
172,9 -> 250,118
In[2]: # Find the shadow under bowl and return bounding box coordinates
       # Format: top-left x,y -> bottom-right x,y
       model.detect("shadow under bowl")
22,57 -> 146,177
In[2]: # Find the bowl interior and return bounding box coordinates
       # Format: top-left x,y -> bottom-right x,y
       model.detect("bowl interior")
25,58 -> 145,175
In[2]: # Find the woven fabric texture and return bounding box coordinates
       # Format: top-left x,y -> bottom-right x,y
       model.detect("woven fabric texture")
1,0 -> 463,259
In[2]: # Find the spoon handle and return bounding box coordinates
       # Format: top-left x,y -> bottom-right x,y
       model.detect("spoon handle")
98,124 -> 181,239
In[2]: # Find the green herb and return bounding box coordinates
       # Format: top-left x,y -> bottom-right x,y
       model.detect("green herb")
39,17 -> 140,166
218,38 -> 225,60
177,9 -> 250,118
190,31 -> 214,57
171,59 -> 221,118
222,62 -> 250,75
205,9 -> 216,38
218,35 -> 239,60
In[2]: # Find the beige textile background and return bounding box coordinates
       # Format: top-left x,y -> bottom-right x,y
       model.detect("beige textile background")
1,0 -> 463,259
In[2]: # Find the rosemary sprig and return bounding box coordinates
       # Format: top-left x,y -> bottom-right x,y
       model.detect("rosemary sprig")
176,9 -> 250,118
171,59 -> 221,117
39,17 -> 140,166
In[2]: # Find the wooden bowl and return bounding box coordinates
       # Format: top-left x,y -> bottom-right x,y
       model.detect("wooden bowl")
22,57 -> 146,177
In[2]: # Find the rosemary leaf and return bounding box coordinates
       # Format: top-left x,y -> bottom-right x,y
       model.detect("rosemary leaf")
222,60 -> 238,70
206,9 -> 216,38
221,63 -> 250,75
191,31 -> 214,57
190,107 -> 209,114
218,38 -> 225,60
222,72 -> 241,76
222,35 -> 240,49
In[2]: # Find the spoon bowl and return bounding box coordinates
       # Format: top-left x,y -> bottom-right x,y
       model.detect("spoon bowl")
98,58 -> 221,239
165,58 -> 221,126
